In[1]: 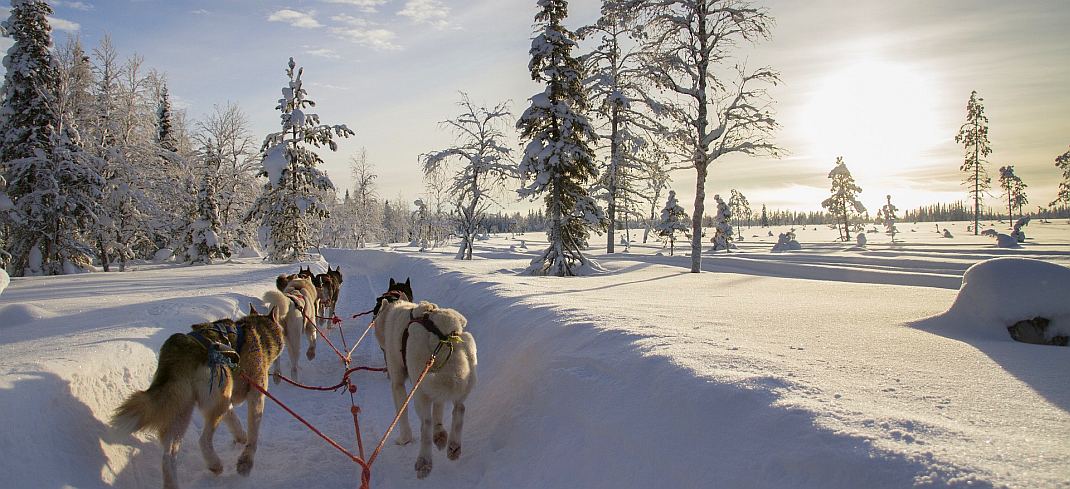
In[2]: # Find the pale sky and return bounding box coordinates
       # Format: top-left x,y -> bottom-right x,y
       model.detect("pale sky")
4,0 -> 1069,214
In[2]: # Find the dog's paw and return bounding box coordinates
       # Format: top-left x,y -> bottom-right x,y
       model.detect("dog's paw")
272,371 -> 281,385
207,460 -> 223,475
232,434 -> 247,446
447,442 -> 461,460
394,432 -> 413,446
306,348 -> 316,361
433,428 -> 447,450
415,457 -> 432,479
236,454 -> 254,476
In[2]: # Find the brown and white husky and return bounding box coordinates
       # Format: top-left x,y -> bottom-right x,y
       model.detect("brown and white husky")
110,295 -> 287,489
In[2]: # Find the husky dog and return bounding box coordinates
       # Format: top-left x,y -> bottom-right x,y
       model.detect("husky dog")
392,301 -> 477,479
111,300 -> 285,489
275,273 -> 297,292
312,270 -> 335,327
373,278 -> 413,373
273,277 -> 319,383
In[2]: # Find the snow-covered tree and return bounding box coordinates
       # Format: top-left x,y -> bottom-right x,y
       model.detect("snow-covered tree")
579,0 -> 665,253
821,156 -> 864,242
633,0 -> 779,272
422,93 -> 515,260
186,142 -> 230,264
728,189 -> 750,240
516,0 -> 606,276
639,148 -> 670,243
998,165 -> 1026,226
760,203 -> 769,227
710,193 -> 732,252
349,148 -> 382,248
0,0 -> 56,165
654,189 -> 688,255
1,1 -> 106,275
190,103 -> 260,253
876,194 -> 899,242
247,58 -> 353,262
54,37 -> 95,144
955,90 -> 992,235
156,82 -> 178,152
1051,146 -> 1070,208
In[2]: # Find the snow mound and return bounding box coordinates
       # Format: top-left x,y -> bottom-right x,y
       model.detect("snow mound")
152,248 -> 174,263
0,303 -> 55,327
0,268 -> 8,296
237,246 -> 263,259
924,258 -> 1070,341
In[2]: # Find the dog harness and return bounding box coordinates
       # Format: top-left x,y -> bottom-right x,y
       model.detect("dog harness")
403,310 -> 463,371
187,321 -> 245,392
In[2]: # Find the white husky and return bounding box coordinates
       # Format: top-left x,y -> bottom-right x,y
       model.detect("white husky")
375,298 -> 477,479
273,276 -> 319,383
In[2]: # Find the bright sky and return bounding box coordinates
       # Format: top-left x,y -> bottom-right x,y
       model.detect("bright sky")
3,0 -> 1069,214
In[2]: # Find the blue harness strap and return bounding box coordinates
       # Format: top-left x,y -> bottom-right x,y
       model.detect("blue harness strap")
187,321 -> 244,393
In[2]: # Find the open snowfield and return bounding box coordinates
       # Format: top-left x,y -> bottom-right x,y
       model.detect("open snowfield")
1,220 -> 1068,488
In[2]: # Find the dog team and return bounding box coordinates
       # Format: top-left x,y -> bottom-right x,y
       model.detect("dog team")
110,265 -> 478,488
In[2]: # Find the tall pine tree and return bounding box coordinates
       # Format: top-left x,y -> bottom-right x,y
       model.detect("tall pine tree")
247,58 -> 353,262
1050,146 -> 1070,208
1,1 -> 104,275
517,0 -> 606,276
954,90 -> 992,235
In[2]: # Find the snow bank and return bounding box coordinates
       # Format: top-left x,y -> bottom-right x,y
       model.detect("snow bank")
0,268 -> 8,296
0,302 -> 54,326
924,258 -> 1070,341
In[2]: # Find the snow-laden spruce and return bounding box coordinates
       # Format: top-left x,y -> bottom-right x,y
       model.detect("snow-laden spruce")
821,156 -> 865,242
654,189 -> 689,256
247,58 -> 353,262
516,0 -> 606,276
422,93 -> 516,260
634,0 -> 779,272
710,194 -> 733,252
0,1 -> 106,276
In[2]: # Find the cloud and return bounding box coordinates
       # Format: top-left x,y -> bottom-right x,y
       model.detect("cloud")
330,25 -> 400,51
305,47 -> 341,59
328,14 -> 400,50
47,16 -> 80,32
54,1 -> 93,11
267,9 -> 322,29
321,0 -> 388,13
397,0 -> 451,29
190,9 -> 210,15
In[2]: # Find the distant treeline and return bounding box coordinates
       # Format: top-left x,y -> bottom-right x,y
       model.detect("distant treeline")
476,201 -> 1070,235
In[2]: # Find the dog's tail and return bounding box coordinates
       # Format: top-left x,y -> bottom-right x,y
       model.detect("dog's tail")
110,334 -> 196,438
263,289 -> 291,324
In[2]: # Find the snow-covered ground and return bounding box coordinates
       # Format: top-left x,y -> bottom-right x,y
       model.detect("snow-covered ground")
1,220 -> 1068,488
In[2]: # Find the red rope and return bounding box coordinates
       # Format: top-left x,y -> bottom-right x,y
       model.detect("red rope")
274,366 -> 386,392
346,320 -> 377,360
368,353 -> 437,466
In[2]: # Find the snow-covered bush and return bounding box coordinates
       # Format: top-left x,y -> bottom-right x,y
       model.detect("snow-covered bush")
856,233 -> 867,248
655,190 -> 689,256
771,231 -> 801,252
710,194 -> 733,252
1012,216 -> 1030,243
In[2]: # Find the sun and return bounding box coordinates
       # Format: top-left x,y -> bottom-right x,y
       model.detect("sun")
800,59 -> 943,185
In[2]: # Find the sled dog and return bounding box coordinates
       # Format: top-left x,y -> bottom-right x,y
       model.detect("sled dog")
273,277 -> 319,383
111,301 -> 285,489
313,267 -> 341,329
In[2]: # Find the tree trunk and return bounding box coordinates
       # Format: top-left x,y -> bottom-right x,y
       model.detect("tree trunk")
691,164 -> 707,273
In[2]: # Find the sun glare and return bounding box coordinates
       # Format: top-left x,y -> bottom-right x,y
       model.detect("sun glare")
800,60 -> 943,187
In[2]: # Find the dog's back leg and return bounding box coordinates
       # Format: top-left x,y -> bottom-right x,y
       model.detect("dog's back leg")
414,392 -> 434,479
236,390 -> 266,476
198,392 -> 231,475
160,405 -> 194,489
222,407 -> 247,445
447,399 -> 466,461
432,401 -> 447,450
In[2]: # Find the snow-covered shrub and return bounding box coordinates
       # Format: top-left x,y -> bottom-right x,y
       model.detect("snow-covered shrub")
943,229 -> 954,238
771,231 -> 801,252
710,194 -> 733,252
1012,217 -> 1030,242
856,233 -> 867,248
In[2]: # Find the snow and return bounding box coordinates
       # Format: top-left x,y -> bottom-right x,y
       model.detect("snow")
262,143 -> 288,186
0,221 -> 1068,488
0,268 -> 8,296
153,248 -> 174,263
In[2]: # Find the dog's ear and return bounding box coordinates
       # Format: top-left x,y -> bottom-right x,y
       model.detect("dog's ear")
405,278 -> 411,286
249,303 -> 259,316
268,305 -> 278,322
389,278 -> 396,287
